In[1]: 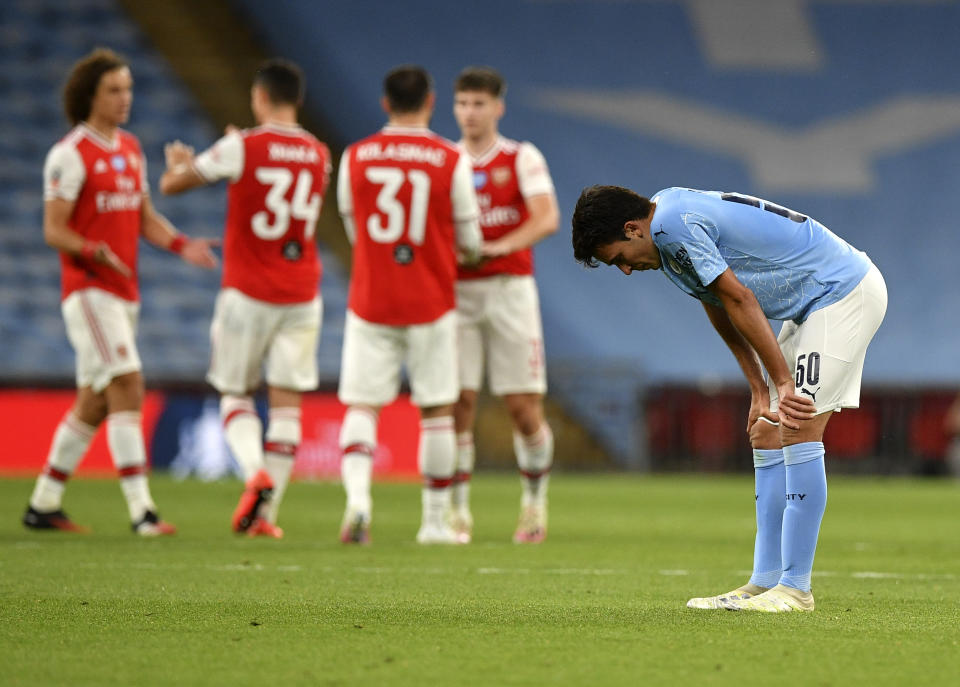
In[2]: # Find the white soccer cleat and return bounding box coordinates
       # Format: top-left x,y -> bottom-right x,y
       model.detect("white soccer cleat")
448,507 -> 473,544
686,583 -> 768,610
415,522 -> 461,545
513,504 -> 547,544
721,584 -> 815,612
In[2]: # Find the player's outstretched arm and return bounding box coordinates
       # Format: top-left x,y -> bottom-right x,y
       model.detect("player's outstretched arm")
159,141 -> 206,195
701,300 -> 776,433
707,268 -> 814,430
44,197 -> 131,277
140,195 -> 219,269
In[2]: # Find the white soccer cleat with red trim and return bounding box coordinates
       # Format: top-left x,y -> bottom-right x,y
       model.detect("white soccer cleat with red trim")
513,504 -> 547,544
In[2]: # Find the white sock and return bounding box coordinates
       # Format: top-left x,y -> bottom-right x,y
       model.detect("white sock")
107,411 -> 155,522
30,412 -> 97,511
220,396 -> 264,481
514,423 -> 553,508
452,431 -> 475,511
262,407 -> 301,524
419,416 -> 456,527
340,407 -> 377,516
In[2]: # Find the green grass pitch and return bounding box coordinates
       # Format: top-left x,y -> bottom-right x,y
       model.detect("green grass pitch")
1,473 -> 958,686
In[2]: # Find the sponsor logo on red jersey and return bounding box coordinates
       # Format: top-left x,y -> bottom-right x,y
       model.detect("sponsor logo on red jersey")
56,127 -> 144,302
458,139 -> 533,280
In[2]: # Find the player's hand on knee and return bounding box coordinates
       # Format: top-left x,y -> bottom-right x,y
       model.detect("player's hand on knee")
774,383 -> 816,430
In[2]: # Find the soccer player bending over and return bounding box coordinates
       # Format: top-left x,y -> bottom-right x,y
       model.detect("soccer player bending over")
336,65 -> 482,544
24,48 -> 218,535
451,67 -> 559,543
160,60 -> 332,538
572,185 -> 886,612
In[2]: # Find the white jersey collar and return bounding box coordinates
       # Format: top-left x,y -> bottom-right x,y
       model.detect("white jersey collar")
461,135 -> 505,167
79,123 -> 120,151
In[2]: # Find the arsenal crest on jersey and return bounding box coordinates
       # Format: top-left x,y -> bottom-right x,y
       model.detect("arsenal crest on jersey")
491,166 -> 512,186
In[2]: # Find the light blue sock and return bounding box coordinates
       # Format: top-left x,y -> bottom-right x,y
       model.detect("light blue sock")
749,449 -> 785,589
780,442 -> 827,592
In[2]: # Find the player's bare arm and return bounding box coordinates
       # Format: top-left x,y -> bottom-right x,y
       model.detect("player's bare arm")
701,300 -> 777,433
480,192 -> 559,258
139,194 -> 219,269
706,268 -> 815,430
159,140 -> 206,195
43,197 -> 131,277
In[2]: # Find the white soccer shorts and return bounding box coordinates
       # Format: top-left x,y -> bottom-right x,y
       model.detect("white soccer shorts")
456,274 -> 547,396
61,287 -> 142,393
768,264 -> 887,416
337,309 -> 459,409
207,288 -> 321,395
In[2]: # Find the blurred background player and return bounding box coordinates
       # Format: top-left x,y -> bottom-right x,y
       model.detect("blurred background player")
23,48 -> 218,535
451,67 -> 559,544
572,186 -> 886,612
336,65 -> 482,544
160,59 -> 331,538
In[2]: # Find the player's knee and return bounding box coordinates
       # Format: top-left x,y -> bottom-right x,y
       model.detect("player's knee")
75,389 -> 108,426
454,390 -> 478,430
779,416 -> 828,447
750,417 -> 782,450
456,389 -> 478,413
105,371 -> 144,411
504,394 -> 544,436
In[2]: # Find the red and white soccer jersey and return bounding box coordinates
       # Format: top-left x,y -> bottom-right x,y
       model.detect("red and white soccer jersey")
457,137 -> 554,280
337,126 -> 480,326
43,124 -> 148,302
193,122 -> 331,304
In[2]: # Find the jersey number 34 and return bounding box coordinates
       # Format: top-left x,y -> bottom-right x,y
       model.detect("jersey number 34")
252,167 -> 322,240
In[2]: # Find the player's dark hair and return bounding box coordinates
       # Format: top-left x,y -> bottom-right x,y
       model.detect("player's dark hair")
572,185 -> 653,267
383,65 -> 432,114
253,58 -> 304,106
62,47 -> 128,126
454,66 -> 506,98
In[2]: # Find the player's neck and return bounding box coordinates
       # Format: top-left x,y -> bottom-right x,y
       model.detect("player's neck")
461,130 -> 498,157
257,105 -> 298,127
83,118 -> 119,143
387,114 -> 430,129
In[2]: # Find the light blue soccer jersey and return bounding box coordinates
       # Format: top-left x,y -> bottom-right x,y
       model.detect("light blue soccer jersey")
649,188 -> 871,323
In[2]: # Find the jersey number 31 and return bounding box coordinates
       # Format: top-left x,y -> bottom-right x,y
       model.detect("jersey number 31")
365,166 -> 431,244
